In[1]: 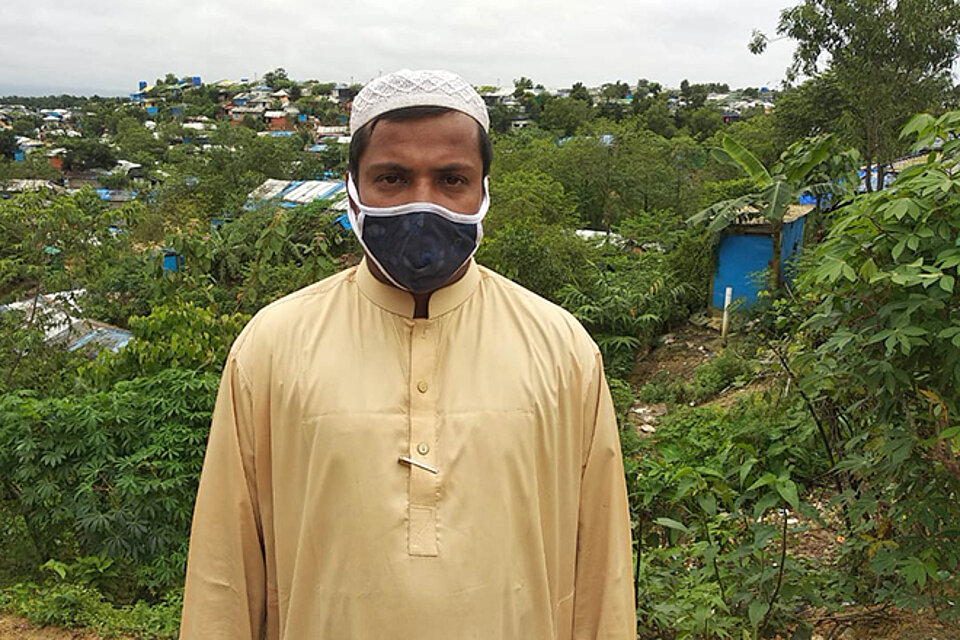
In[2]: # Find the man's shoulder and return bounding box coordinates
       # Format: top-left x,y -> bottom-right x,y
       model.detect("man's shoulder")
231,265 -> 357,354
476,265 -> 599,356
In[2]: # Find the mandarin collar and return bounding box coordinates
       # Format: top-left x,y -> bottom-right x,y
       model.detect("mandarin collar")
354,257 -> 481,319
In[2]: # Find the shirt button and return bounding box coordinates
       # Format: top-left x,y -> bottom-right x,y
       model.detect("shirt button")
417,442 -> 430,455
417,380 -> 429,393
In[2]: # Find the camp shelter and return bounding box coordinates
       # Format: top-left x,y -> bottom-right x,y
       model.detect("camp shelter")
710,203 -> 813,309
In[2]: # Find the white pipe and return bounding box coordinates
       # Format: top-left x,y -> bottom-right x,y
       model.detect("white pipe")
721,286 -> 732,345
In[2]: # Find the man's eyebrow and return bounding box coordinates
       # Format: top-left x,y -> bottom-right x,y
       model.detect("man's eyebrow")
365,162 -> 410,173
432,163 -> 476,173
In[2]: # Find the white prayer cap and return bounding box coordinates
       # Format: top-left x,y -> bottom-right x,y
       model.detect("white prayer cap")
349,69 -> 490,134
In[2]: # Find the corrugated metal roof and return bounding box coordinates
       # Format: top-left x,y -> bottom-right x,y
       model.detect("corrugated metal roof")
248,179 -> 346,206
0,290 -> 129,355
249,178 -> 290,200
69,325 -> 133,353
282,180 -> 344,204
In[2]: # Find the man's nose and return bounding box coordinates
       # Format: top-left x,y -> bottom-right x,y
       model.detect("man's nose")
409,177 -> 436,203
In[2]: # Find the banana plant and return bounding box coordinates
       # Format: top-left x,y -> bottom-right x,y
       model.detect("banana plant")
689,134 -> 860,290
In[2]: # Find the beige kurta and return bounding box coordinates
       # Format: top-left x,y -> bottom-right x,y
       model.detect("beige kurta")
180,258 -> 636,640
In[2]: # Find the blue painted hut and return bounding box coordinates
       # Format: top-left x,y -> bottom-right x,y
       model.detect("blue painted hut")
710,203 -> 813,309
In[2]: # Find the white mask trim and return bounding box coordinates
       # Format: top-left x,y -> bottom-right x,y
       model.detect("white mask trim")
345,174 -> 488,293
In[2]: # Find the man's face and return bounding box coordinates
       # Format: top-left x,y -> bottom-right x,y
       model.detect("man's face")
356,111 -> 484,214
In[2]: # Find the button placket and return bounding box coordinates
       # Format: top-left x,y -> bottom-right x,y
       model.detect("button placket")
407,319 -> 439,556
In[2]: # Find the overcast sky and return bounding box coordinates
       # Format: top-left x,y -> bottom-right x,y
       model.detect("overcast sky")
0,0 -> 798,96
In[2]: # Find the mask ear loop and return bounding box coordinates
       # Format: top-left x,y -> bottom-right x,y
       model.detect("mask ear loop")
345,173 -> 407,290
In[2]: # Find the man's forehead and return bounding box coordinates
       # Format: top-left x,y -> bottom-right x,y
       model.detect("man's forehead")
365,112 -> 481,159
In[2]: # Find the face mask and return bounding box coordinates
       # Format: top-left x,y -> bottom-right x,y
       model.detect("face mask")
346,175 -> 489,294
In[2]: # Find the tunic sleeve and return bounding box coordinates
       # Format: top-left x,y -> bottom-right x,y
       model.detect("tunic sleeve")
572,353 -> 637,640
180,352 -> 266,640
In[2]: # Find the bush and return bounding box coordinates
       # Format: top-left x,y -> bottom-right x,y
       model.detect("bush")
777,111 -> 960,618
0,580 -> 181,638
478,221 -> 596,301
641,346 -> 756,405
0,368 -> 220,594
631,398 -> 831,638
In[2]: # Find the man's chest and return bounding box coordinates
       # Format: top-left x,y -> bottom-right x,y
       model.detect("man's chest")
256,314 -> 586,549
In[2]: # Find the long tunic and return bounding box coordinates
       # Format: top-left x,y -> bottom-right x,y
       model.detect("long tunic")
180,258 -> 636,639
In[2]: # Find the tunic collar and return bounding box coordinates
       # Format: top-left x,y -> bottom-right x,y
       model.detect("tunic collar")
355,257 -> 481,319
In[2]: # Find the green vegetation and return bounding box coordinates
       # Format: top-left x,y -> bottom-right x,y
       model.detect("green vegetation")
640,346 -> 756,406
1,8 -> 959,633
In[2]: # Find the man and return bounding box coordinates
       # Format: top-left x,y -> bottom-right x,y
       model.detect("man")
180,69 -> 635,639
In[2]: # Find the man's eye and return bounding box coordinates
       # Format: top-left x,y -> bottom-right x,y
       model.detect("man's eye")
376,174 -> 404,185
442,175 -> 466,186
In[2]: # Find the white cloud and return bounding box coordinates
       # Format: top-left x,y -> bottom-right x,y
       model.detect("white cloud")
0,0 -> 797,95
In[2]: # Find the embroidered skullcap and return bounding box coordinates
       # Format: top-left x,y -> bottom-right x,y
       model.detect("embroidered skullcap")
349,69 -> 489,134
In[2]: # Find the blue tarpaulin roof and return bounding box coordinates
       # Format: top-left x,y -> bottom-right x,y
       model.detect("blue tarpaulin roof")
69,327 -> 133,353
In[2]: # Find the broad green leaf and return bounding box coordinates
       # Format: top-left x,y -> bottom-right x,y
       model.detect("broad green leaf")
654,517 -> 690,534
747,472 -> 778,492
892,239 -> 907,261
939,426 -> 960,440
753,491 -> 781,520
886,199 -> 910,220
900,556 -> 928,588
760,180 -> 795,223
698,493 -> 718,516
900,113 -> 936,144
859,258 -> 879,279
776,478 -> 800,510
748,600 -> 770,629
722,136 -> 771,185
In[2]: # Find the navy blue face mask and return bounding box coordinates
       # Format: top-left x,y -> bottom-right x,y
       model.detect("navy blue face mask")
346,175 -> 490,294
361,212 -> 479,294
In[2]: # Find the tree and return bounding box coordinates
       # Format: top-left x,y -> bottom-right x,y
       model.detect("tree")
512,76 -> 534,99
540,97 -> 592,136
115,117 -> 166,165
11,118 -> 38,137
684,106 -> 724,141
641,99 -> 677,139
0,130 -> 16,159
62,138 -> 117,171
488,102 -> 512,134
752,0 -> 960,190
771,72 -> 847,147
569,82 -> 592,105
478,169 -> 592,301
264,67 -> 292,90
632,79 -> 662,115
601,81 -> 630,101
709,112 -> 783,168
241,114 -> 265,131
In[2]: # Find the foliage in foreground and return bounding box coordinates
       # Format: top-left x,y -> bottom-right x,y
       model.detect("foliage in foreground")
780,111 -> 960,616
625,382 -> 831,639
1,578 -> 180,639
0,368 -> 219,595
